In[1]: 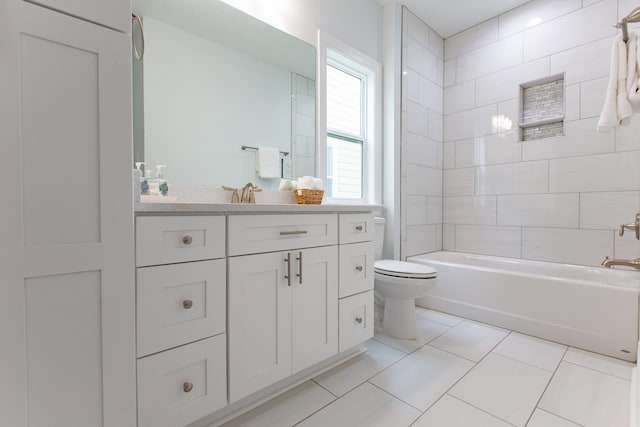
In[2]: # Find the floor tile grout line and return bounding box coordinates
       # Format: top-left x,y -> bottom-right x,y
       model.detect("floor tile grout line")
447,394 -> 518,427
523,346 -> 569,427
560,359 -> 633,382
366,380 -> 424,413
533,408 -> 586,427
491,347 -> 566,374
310,378 -> 338,398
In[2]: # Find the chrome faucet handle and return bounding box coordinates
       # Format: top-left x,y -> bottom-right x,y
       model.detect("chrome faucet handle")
222,186 -> 240,203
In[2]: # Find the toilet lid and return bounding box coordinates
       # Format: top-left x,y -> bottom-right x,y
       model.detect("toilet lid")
374,260 -> 437,279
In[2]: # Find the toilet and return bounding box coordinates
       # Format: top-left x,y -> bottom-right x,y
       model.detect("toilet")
374,217 -> 437,340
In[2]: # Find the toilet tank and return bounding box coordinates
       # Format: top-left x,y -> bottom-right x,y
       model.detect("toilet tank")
374,217 -> 386,260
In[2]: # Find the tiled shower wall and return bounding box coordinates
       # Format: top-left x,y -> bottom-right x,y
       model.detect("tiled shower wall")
400,8 -> 444,259
442,0 -> 640,267
292,73 -> 316,178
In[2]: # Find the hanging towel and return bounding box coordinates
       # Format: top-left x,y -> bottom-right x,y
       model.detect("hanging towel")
255,146 -> 280,178
627,31 -> 640,109
598,35 -> 633,132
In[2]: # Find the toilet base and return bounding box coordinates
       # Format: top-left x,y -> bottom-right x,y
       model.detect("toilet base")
383,297 -> 417,339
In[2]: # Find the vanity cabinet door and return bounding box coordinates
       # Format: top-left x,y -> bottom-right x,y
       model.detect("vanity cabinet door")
228,252 -> 293,403
291,246 -> 339,373
0,2 -> 135,426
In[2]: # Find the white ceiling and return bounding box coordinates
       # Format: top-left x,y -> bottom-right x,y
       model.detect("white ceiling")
377,0 -> 532,38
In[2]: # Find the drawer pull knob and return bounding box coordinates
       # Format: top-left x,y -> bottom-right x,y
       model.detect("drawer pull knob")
280,230 -> 308,236
182,235 -> 193,245
183,382 -> 194,393
355,266 -> 363,272
182,299 -> 193,309
355,225 -> 363,232
355,316 -> 363,324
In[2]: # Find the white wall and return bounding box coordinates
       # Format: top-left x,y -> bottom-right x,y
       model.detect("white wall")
401,8 -> 444,259
442,0 -> 640,267
219,0 -> 383,63
143,17 -> 291,188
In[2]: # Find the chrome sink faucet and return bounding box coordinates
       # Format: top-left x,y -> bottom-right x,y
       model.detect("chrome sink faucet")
602,256 -> 640,270
240,182 -> 261,203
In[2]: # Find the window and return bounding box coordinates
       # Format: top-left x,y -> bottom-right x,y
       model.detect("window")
318,32 -> 381,204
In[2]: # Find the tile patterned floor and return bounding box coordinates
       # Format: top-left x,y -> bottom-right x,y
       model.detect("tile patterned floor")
221,308 -> 634,427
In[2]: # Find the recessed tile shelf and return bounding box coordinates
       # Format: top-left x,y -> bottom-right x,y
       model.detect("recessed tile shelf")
519,74 -> 565,141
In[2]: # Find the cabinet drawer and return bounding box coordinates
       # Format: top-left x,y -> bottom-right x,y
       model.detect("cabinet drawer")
339,242 -> 375,298
137,335 -> 227,427
228,214 -> 337,256
339,291 -> 374,352
339,214 -> 374,244
136,259 -> 226,357
136,216 -> 225,266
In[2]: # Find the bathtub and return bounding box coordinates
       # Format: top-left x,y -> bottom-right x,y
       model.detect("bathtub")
408,251 -> 640,362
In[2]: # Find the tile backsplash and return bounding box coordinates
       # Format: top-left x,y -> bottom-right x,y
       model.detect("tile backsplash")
440,0 -> 640,267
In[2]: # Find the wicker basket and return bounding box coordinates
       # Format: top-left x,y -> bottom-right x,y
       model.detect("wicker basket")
294,189 -> 324,205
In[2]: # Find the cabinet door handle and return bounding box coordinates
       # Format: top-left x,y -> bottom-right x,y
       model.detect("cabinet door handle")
355,225 -> 363,232
280,230 -> 308,236
355,316 -> 363,324
183,382 -> 194,393
355,265 -> 363,272
284,253 -> 291,286
182,235 -> 193,245
296,251 -> 303,284
182,299 -> 193,310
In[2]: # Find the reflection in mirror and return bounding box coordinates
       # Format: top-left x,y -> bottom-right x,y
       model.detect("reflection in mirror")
133,0 -> 316,190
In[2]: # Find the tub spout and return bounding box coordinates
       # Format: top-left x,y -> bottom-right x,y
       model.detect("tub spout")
601,256 -> 640,270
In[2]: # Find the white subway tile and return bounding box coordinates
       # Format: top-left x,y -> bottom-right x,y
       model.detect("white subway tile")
476,161 -> 549,195
407,195 -> 429,226
406,132 -> 442,169
549,36 -> 614,85
429,28 -> 444,60
522,228 -> 614,266
443,224 -> 455,250
407,37 -> 441,84
455,132 -> 521,168
420,76 -> 444,114
498,98 -> 518,132
444,142 -> 456,169
428,196 -> 443,224
444,80 -> 476,115
405,164 -> 418,193
498,194 -> 579,228
522,118 -> 615,161
499,0 -> 582,39
475,58 -> 549,106
455,225 -> 522,258
429,110 -> 444,141
444,196 -> 497,225
456,33 -> 524,82
418,166 -> 443,196
406,224 -> 442,257
444,59 -> 456,87
523,0 -> 616,61
616,119 -> 640,151
580,191 -> 640,230
405,11 -> 429,48
445,18 -> 500,60
444,168 -> 475,196
405,68 -> 420,104
549,151 -> 640,192
614,234 -> 640,259
407,100 -> 429,137
565,84 -> 580,122
444,104 -> 498,142
580,77 -> 608,119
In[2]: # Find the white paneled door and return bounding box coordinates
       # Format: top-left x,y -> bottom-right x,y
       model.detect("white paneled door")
0,2 -> 135,426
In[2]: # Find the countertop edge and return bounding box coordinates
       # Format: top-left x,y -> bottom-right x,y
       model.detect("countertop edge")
134,202 -> 382,214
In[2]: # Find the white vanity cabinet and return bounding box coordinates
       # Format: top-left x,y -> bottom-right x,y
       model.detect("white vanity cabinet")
227,214 -> 339,402
0,1 -> 135,426
135,216 -> 228,427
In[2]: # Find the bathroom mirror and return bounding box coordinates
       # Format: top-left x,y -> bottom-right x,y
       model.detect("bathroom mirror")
132,0 -> 316,189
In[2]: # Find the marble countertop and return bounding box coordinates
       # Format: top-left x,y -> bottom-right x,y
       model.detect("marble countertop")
135,202 -> 381,214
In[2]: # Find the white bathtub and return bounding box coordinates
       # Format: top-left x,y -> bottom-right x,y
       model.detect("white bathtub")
409,251 -> 640,362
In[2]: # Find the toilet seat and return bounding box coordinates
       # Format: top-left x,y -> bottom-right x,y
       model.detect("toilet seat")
374,260 -> 437,279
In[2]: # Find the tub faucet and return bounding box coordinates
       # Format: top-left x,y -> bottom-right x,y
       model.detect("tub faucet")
601,256 -> 640,270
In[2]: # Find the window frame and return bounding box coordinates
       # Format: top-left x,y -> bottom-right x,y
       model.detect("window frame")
317,31 -> 382,205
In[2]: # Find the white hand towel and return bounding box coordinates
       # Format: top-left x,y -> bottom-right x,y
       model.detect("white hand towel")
598,35 -> 633,132
255,146 -> 281,178
627,31 -> 640,109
